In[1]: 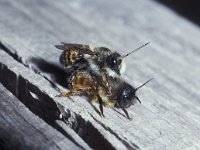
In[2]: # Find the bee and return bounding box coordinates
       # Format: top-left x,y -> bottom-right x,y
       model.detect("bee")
56,67 -> 152,120
55,42 -> 149,94
55,42 -> 150,76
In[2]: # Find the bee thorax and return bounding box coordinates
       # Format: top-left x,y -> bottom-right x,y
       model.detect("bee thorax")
88,59 -> 100,73
104,67 -> 119,78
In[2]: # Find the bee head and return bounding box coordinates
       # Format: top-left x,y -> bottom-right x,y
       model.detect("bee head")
105,42 -> 150,75
117,83 -> 136,108
106,52 -> 122,75
117,78 -> 153,108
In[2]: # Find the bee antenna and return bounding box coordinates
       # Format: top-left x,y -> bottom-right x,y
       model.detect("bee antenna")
122,42 -> 150,58
135,78 -> 153,91
131,96 -> 141,105
135,96 -> 141,103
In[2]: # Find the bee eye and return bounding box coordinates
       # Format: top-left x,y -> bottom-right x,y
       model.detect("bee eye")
117,84 -> 135,108
106,52 -> 121,74
123,94 -> 128,99
110,58 -> 117,65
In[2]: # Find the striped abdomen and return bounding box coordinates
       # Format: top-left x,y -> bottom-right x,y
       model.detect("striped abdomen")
60,49 -> 82,66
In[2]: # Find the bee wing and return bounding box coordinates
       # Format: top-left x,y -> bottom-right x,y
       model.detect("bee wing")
55,43 -> 95,55
60,42 -> 90,48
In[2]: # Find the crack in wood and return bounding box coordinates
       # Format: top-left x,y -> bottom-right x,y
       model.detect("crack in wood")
91,114 -> 140,150
1,0 -> 200,149
0,49 -> 91,149
0,83 -> 83,150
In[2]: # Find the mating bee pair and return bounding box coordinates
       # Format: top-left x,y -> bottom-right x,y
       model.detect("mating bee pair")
55,42 -> 152,120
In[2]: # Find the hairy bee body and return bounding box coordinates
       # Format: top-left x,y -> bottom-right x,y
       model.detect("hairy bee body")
60,49 -> 82,65
59,68 -> 143,119
58,44 -> 95,70
55,43 -> 125,77
55,42 -> 151,119
56,43 -> 127,94
68,69 -> 97,92
56,42 -> 149,77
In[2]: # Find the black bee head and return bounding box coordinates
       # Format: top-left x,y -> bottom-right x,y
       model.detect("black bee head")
117,83 -> 137,108
117,78 -> 153,108
106,52 -> 122,75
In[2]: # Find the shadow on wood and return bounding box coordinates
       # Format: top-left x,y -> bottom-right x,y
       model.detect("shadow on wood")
29,57 -> 67,88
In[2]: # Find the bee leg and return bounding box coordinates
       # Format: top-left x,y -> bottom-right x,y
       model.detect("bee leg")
97,96 -> 105,117
100,71 -> 112,95
122,108 -> 132,120
56,91 -> 73,97
135,96 -> 141,103
55,91 -> 84,98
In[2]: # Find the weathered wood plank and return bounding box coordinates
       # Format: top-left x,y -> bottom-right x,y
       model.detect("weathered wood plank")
0,0 -> 200,149
0,83 -> 83,150
0,50 -> 127,150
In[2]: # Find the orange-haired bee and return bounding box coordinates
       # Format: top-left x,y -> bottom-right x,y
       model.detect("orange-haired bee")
56,68 -> 152,120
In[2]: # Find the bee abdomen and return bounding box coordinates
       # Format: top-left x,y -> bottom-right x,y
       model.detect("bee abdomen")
69,71 -> 97,91
60,49 -> 82,66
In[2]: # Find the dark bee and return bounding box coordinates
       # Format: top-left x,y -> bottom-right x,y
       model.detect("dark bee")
105,76 -> 153,119
55,42 -> 150,76
56,68 -> 152,120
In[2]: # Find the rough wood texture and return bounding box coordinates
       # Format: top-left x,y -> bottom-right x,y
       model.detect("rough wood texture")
0,50 -> 126,150
0,83 -> 83,150
1,0 -> 200,149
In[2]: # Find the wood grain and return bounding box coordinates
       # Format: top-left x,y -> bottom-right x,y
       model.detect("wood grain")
0,0 -> 200,149
0,83 -> 83,150
0,50 -> 127,150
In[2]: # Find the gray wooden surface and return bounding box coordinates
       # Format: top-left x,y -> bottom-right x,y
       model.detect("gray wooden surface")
0,50 -> 93,150
1,0 -> 200,149
0,83 -> 83,150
